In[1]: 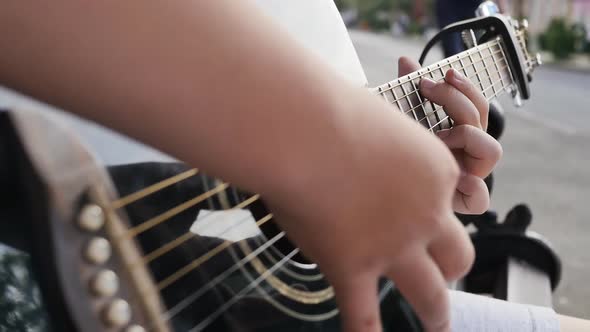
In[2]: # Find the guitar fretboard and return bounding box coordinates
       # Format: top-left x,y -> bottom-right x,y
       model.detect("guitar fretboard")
373,38 -> 514,132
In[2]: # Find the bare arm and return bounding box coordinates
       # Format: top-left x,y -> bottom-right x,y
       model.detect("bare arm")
1,0 -> 393,195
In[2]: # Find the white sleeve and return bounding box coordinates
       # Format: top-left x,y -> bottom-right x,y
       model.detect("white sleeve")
449,290 -> 560,332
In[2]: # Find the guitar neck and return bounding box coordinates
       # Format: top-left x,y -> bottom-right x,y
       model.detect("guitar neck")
372,37 -> 514,132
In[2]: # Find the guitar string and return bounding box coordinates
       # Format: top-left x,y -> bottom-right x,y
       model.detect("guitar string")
112,168 -> 199,209
157,231 -> 288,328
132,194 -> 261,267
187,248 -> 300,332
155,213 -> 274,291
121,182 -> 230,238
375,39 -> 502,94
379,47 -> 505,102
376,30 -> 529,97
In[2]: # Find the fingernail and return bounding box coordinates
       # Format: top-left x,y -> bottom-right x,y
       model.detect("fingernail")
449,68 -> 466,84
436,129 -> 451,139
421,78 -> 436,90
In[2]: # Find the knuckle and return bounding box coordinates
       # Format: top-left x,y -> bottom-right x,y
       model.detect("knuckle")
444,241 -> 475,280
444,157 -> 461,182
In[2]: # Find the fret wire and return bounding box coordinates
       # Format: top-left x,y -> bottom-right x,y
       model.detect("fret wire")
458,50 -> 469,78
390,82 -> 406,119
377,40 -> 501,95
490,41 -> 506,90
469,51 -> 485,97
380,47 -> 504,101
399,76 -> 420,125
409,72 -> 433,131
479,46 -> 496,97
401,59 -> 509,117
426,68 -> 442,130
377,86 -> 386,104
437,62 -> 445,79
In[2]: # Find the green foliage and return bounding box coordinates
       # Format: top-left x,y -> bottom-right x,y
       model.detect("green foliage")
539,18 -> 578,60
357,0 -> 394,31
0,248 -> 49,332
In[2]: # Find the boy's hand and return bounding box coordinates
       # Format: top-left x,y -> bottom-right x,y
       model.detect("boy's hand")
400,57 -> 503,215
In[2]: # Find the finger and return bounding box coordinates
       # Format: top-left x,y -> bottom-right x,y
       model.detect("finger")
445,69 -> 490,130
437,125 -> 503,178
388,252 -> 451,332
428,214 -> 475,281
398,56 -> 421,77
420,76 -> 481,129
331,273 -> 382,332
453,173 -> 490,214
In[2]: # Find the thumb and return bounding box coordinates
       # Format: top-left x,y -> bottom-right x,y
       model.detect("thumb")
397,56 -> 422,77
331,273 -> 382,332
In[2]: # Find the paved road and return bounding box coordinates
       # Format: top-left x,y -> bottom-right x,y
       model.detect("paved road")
0,29 -> 588,319
350,30 -> 590,318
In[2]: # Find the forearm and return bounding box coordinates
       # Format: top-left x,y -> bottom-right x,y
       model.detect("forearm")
0,0 -> 424,195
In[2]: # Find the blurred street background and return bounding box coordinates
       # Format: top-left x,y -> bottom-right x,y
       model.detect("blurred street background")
0,0 -> 589,323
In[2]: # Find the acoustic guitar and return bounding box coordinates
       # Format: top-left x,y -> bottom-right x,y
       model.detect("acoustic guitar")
0,1 -> 540,331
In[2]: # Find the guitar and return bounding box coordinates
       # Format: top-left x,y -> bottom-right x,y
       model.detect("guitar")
0,2 -> 540,332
